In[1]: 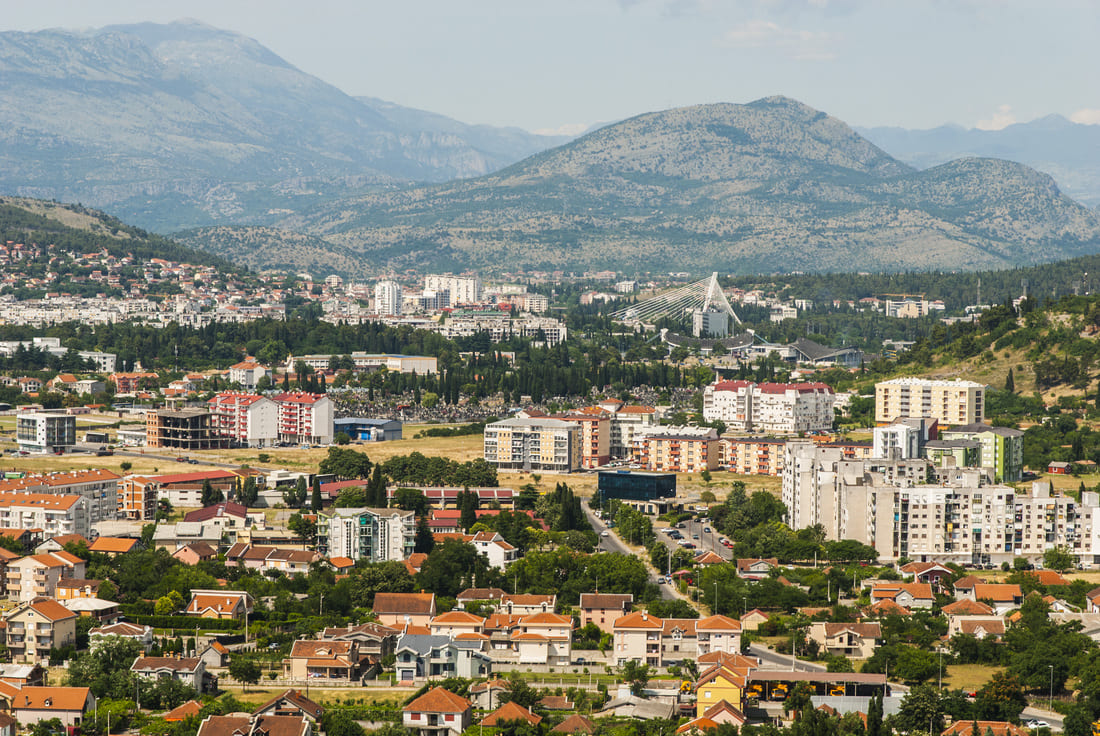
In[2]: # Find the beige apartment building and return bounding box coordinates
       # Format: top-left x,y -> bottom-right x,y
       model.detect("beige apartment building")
483,417 -> 581,473
874,377 -> 985,425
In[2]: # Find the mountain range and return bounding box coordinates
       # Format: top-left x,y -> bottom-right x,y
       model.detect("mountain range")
2,20 -> 1100,275
0,20 -> 569,232
858,116 -> 1100,209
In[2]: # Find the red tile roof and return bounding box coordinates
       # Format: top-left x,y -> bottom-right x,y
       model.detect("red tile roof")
404,687 -> 471,714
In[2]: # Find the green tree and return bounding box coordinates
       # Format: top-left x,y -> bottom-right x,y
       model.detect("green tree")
154,590 -> 184,615
1005,368 -> 1015,393
228,658 -> 261,692
392,488 -> 429,515
1043,546 -> 1074,573
64,637 -> 143,698
415,538 -> 492,598
238,475 -> 259,508
975,671 -> 1027,722
334,431 -> 351,446
287,512 -> 316,543
414,515 -> 435,554
284,476 -> 307,508
895,683 -> 944,735
334,486 -> 370,508
200,479 -> 223,506
620,660 -> 651,697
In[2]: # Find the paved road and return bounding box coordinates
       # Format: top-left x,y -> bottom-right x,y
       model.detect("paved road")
1020,706 -> 1064,733
584,505 -> 687,603
747,642 -> 828,672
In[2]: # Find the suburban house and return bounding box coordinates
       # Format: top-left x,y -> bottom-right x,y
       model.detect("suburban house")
455,588 -> 508,609
402,687 -> 472,736
199,641 -> 230,669
740,609 -> 769,632
394,635 -> 492,681
512,613 -> 573,665
500,594 -> 555,616
131,656 -> 208,692
55,578 -> 103,601
970,584 -> 1025,615
89,622 -> 154,650
898,561 -> 954,589
480,701 -> 541,728
11,687 -> 95,728
321,623 -> 400,666
613,613 -> 741,667
172,542 -> 218,565
5,598 -> 77,663
253,690 -> 324,723
374,593 -> 437,628
195,714 -> 311,736
87,537 -> 140,556
185,590 -> 253,620
736,558 -> 778,580
285,641 -> 360,682
470,531 -> 518,569
807,622 -> 881,659
429,612 -> 485,639
6,552 -> 86,602
579,593 -> 633,633
869,582 -> 935,609
694,654 -> 760,718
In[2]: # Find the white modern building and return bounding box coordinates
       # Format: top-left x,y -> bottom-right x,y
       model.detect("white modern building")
272,392 -> 334,446
0,492 -> 90,538
783,440 -> 1100,566
208,392 -> 279,448
703,381 -> 835,433
375,280 -> 403,316
16,413 -> 76,454
424,275 -> 482,305
317,507 -> 416,562
227,360 -> 272,390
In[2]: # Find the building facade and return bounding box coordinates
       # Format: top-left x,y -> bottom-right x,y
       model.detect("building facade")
272,393 -> 334,446
16,413 -> 76,454
208,392 -> 279,448
632,426 -> 720,473
703,381 -> 834,434
483,418 -> 581,473
375,281 -> 402,316
316,507 -> 416,562
874,378 -> 985,425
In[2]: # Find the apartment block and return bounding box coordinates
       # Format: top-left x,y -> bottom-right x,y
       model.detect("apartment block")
208,392 -> 279,448
5,598 -> 77,663
0,493 -> 90,538
783,440 -> 1097,566
316,507 -> 416,562
875,378 -> 985,425
613,612 -> 741,667
703,381 -> 835,434
940,423 -> 1025,482
0,469 -> 119,524
424,275 -> 482,305
6,552 -> 86,602
722,438 -> 785,476
273,393 -> 334,446
553,412 -> 610,469
482,418 -> 581,473
375,280 -> 402,316
227,360 -> 272,390
632,426 -> 719,473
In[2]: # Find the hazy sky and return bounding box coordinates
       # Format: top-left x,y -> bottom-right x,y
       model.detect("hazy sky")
5,0 -> 1099,135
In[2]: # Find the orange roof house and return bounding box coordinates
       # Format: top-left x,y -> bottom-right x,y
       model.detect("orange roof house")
480,701 -> 542,727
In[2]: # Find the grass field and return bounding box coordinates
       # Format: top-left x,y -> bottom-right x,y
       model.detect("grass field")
218,685 -> 415,707
943,663 -> 1003,692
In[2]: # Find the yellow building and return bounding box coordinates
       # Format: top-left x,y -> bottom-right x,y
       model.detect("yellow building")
874,377 -> 985,426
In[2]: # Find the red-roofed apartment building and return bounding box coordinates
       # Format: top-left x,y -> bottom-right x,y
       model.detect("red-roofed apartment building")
208,392 -> 278,448
272,393 -> 333,446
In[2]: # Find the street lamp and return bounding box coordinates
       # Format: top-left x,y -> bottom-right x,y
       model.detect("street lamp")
714,582 -> 719,614
1049,664 -> 1054,711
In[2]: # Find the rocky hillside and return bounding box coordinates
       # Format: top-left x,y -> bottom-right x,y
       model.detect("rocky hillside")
274,97 -> 1100,274
859,116 -> 1100,209
172,226 -> 371,278
0,21 -> 568,232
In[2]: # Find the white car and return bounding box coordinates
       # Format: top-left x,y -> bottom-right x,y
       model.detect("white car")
600,531 -> 609,537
